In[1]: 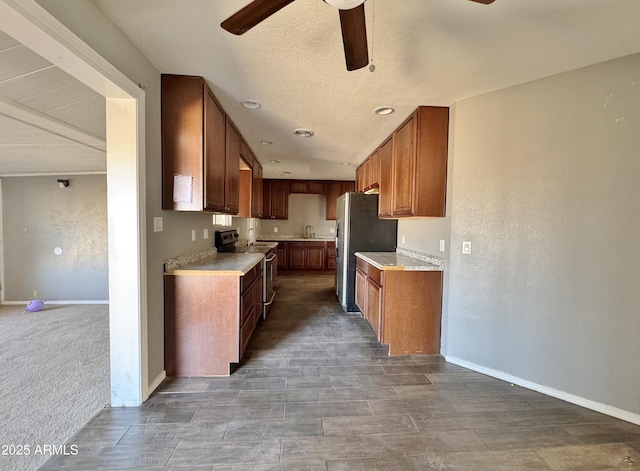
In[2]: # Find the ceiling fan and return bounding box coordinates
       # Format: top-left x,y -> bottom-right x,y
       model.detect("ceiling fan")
221,0 -> 496,71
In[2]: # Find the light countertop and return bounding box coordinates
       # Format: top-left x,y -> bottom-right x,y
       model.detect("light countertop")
164,250 -> 263,276
356,249 -> 444,272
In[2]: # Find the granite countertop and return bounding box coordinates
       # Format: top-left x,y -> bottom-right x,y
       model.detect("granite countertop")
164,249 -> 263,276
355,248 -> 445,272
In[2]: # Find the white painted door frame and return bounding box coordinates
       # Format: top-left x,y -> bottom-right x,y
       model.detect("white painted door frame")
0,0 -> 148,406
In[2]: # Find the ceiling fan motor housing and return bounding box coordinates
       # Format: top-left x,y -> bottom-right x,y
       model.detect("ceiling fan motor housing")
324,0 -> 366,10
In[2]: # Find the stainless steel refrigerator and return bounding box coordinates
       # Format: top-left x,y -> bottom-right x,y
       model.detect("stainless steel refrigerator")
335,192 -> 398,312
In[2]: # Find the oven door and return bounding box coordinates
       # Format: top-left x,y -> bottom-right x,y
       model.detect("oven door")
263,250 -> 277,319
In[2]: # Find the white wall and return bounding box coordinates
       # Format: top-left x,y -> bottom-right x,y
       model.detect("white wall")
2,175 -> 108,301
446,53 -> 640,418
36,0 -> 224,387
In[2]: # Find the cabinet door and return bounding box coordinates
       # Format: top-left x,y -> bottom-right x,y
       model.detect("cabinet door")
251,159 -> 263,218
366,278 -> 382,340
326,241 -> 336,269
355,165 -> 365,193
162,75 -> 206,211
392,114 -> 417,216
378,137 -> 393,217
276,245 -> 286,270
270,180 -> 290,219
224,118 -> 240,214
254,271 -> 264,320
307,247 -> 325,270
369,150 -> 380,190
289,246 -> 307,269
355,268 -> 367,314
290,180 -> 308,193
307,181 -> 326,194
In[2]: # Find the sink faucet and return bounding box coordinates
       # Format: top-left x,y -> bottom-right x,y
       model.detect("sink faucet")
305,225 -> 313,239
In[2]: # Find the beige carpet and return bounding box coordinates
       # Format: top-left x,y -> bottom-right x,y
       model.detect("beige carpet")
0,304 -> 110,471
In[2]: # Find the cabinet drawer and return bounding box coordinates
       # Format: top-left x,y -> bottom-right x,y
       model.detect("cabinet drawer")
241,280 -> 255,325
240,311 -> 255,357
241,263 -> 260,293
356,257 -> 367,272
367,264 -> 382,286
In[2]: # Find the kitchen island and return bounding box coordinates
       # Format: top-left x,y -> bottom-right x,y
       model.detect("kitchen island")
354,249 -> 444,355
163,247 -> 268,376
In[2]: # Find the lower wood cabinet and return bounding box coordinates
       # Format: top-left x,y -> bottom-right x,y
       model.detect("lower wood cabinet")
355,257 -> 442,355
164,262 -> 263,376
288,242 -> 326,270
261,240 -> 335,271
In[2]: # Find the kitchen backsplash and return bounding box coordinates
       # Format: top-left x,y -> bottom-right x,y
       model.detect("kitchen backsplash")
259,194 -> 335,237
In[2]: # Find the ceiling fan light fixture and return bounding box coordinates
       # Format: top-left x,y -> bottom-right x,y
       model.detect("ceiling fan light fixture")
293,128 -> 314,137
374,106 -> 395,116
325,0 -> 366,10
241,100 -> 261,109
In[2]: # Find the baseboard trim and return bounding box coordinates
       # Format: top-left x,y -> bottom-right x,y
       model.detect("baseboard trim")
3,300 -> 109,305
445,355 -> 640,426
147,370 -> 166,398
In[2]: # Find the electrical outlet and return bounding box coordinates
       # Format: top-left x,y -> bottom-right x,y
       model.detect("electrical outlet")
401,235 -> 406,244
153,217 -> 163,232
462,241 -> 472,254
274,227 -> 278,233
439,240 -> 445,252
203,229 -> 209,239
191,229 -> 196,241
33,290 -> 37,298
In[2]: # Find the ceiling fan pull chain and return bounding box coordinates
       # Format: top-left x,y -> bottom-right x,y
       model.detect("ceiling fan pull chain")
369,0 -> 376,72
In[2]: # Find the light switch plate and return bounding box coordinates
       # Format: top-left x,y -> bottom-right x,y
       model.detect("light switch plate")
153,217 -> 163,232
203,228 -> 209,239
439,240 -> 445,252
191,229 -> 196,241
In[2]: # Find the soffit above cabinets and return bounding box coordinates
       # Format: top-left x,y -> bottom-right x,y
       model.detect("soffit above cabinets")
0,30 -> 105,177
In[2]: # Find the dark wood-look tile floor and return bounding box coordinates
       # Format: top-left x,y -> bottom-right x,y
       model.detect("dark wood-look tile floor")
39,274 -> 640,470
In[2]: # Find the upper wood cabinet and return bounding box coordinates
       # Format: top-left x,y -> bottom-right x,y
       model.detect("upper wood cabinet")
378,137 -> 393,217
162,74 -> 244,214
390,106 -> 448,218
262,179 -> 291,219
163,74 -> 222,211
326,180 -> 355,220
356,105 -> 449,218
290,180 -> 326,194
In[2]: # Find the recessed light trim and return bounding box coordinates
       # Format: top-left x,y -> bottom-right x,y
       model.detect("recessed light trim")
269,159 -> 280,164
260,140 -> 273,145
374,106 -> 395,116
241,100 -> 261,109
340,162 -> 351,166
282,171 -> 292,175
293,128 -> 314,137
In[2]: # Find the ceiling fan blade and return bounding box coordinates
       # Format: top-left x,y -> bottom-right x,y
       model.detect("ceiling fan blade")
467,0 -> 496,4
221,0 -> 297,35
338,4 -> 369,71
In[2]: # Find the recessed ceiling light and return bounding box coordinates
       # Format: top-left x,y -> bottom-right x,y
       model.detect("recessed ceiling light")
374,106 -> 395,116
340,162 -> 351,166
269,159 -> 280,164
260,140 -> 273,145
241,100 -> 261,109
293,128 -> 314,137
282,171 -> 292,175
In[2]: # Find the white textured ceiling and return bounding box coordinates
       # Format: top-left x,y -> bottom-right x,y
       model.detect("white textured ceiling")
93,0 -> 640,180
2,0 -> 640,179
0,30 -> 105,177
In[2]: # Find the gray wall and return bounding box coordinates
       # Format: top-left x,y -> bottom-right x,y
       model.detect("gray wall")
2,175 -> 108,301
446,53 -> 640,415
